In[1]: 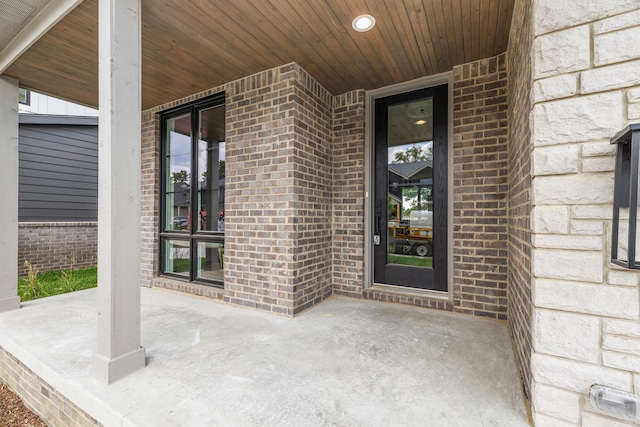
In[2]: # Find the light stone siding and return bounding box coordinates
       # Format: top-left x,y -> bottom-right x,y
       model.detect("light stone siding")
529,1 -> 640,425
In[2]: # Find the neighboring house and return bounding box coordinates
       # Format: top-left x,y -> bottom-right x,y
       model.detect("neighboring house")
18,89 -> 98,116
0,1 -> 640,426
17,112 -> 98,275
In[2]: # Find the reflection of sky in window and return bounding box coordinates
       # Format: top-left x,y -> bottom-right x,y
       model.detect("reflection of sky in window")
388,141 -> 432,164
170,131 -> 191,174
171,131 -> 226,176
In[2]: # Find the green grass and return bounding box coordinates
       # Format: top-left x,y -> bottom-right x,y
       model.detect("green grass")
388,254 -> 433,268
18,266 -> 98,302
171,258 -> 190,273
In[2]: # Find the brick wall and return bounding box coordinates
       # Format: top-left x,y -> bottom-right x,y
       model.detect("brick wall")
140,111 -> 160,287
451,54 -> 509,319
142,64 -> 335,316
528,1 -> 640,425
0,346 -> 100,426
289,67 -> 334,313
332,90 -> 366,298
17,223 -> 97,276
506,0 -> 534,398
142,60 -> 514,319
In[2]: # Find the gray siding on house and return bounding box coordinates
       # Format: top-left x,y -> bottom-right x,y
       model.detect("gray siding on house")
18,115 -> 98,222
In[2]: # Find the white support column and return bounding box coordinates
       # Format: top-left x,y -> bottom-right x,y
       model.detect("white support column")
91,0 -> 145,383
0,77 -> 20,313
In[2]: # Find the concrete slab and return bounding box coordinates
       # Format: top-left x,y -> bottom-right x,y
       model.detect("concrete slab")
0,287 -> 531,426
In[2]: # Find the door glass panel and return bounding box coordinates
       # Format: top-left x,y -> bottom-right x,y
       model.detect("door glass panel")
164,239 -> 190,277
164,113 -> 192,230
387,98 -> 434,268
197,105 -> 226,233
196,241 -> 224,282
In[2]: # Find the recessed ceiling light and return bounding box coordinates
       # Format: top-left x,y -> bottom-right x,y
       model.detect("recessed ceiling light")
352,14 -> 375,32
415,119 -> 426,125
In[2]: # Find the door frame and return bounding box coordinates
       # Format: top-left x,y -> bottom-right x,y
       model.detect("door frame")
364,72 -> 454,297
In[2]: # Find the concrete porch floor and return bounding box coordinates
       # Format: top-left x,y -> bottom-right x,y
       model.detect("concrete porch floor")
0,287 -> 530,426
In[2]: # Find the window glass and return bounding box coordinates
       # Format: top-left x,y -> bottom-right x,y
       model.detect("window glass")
160,94 -> 225,285
387,98 -> 434,266
164,239 -> 190,277
197,105 -> 226,233
164,113 -> 192,231
18,88 -> 30,105
196,240 -> 224,281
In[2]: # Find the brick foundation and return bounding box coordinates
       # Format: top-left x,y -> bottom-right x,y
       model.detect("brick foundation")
0,346 -> 100,427
17,223 -> 97,277
151,277 -> 224,300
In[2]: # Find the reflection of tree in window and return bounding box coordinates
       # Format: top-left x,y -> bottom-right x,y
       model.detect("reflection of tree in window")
391,144 -> 432,164
389,143 -> 434,217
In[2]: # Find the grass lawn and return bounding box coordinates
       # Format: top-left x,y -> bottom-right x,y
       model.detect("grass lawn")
18,266 -> 98,302
388,254 -> 433,267
171,258 -> 190,273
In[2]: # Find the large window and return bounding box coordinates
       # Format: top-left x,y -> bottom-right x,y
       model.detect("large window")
160,94 -> 225,286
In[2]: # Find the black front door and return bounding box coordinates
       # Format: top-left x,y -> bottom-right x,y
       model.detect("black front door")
373,84 -> 448,291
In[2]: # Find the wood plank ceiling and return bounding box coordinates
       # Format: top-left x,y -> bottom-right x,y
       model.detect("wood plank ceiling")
3,0 -> 514,110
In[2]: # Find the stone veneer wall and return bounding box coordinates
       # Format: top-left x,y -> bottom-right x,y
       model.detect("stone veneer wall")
451,54 -> 509,319
506,0 -> 534,398
332,90 -> 366,298
528,1 -> 640,425
0,346 -> 100,426
17,223 -> 97,276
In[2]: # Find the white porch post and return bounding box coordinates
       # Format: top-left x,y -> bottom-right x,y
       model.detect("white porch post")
0,77 -> 20,313
91,0 -> 145,383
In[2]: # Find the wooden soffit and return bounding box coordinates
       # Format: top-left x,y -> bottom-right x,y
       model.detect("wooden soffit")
3,0 -> 514,110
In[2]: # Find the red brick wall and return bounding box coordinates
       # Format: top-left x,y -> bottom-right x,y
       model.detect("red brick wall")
506,0 -> 534,396
452,54 -> 509,319
332,90 -> 366,298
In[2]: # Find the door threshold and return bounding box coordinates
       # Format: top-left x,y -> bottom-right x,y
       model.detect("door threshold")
370,283 -> 449,299
364,284 -> 453,311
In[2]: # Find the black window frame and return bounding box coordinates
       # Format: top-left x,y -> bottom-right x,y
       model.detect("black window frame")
158,92 -> 226,287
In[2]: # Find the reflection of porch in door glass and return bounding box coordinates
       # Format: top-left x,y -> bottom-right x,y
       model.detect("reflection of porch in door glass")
387,141 -> 434,268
